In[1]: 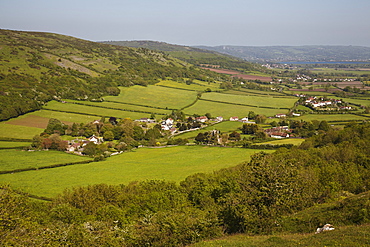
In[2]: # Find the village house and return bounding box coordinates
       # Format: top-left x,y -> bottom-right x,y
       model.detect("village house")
230,116 -> 239,121
195,116 -> 208,123
216,116 -> 223,122
275,114 -> 286,118
240,117 -> 249,123
264,126 -> 291,139
88,135 -> 104,144
136,118 -> 155,123
161,118 -> 174,131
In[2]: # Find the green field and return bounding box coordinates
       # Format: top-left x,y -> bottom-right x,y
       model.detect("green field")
43,101 -> 152,120
0,141 -> 31,148
0,146 -> 272,198
185,100 -> 287,118
31,109 -> 101,123
0,150 -> 92,172
64,99 -> 171,115
259,138 -> 305,146
295,113 -> 369,123
157,79 -> 221,91
0,122 -> 43,140
104,85 -> 198,109
201,92 -> 297,109
226,88 -> 287,97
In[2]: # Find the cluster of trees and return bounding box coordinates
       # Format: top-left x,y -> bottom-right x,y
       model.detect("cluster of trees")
31,118 -> 165,156
2,122 -> 370,245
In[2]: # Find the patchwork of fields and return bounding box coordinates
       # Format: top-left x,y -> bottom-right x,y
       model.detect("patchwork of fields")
1,79 -> 370,200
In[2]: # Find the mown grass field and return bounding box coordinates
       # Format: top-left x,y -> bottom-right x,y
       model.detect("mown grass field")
191,224 -> 370,247
0,150 -> 92,172
295,113 -> 369,123
104,85 -> 198,109
201,92 -> 297,109
0,146 -> 272,198
43,101 -> 151,120
225,88 -> 287,97
185,100 -> 286,118
259,138 -> 305,146
156,79 -> 221,91
0,122 -> 43,140
64,99 -> 171,115
0,141 -> 31,148
31,109 -> 101,123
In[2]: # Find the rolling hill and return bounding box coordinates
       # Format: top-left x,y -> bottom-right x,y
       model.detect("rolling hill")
100,40 -> 267,72
0,29 -> 222,121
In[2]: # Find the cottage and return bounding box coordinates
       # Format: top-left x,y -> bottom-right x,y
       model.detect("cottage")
270,132 -> 290,139
230,116 -> 239,121
216,116 -> 223,122
241,117 -> 249,123
195,116 -> 208,123
275,114 -> 286,118
89,135 -> 103,144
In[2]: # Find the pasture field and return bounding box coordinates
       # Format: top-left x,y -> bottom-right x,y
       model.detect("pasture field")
104,85 -> 198,109
31,109 -> 101,124
338,97 -> 370,107
259,138 -> 305,146
295,113 -> 369,123
0,141 -> 31,148
0,122 -> 43,140
0,146 -> 273,198
201,92 -> 297,109
185,100 -> 288,118
157,79 -> 221,91
0,150 -> 92,172
286,90 -> 335,97
176,121 -> 243,139
226,88 -> 287,97
43,101 -> 151,120
64,99 -> 171,115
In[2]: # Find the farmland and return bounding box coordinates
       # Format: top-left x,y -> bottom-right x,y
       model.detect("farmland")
0,149 -> 92,172
0,146 -> 272,198
104,85 -> 199,109
185,100 -> 286,118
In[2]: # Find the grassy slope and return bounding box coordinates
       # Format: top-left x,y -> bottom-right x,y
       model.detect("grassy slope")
0,146 -> 273,198
191,224 -> 370,247
100,40 -> 267,73
104,85 -> 199,109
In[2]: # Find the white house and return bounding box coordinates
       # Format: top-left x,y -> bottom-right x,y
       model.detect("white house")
230,116 -> 239,121
216,116 -> 223,122
195,116 -> 208,123
241,117 -> 249,123
89,135 -> 103,144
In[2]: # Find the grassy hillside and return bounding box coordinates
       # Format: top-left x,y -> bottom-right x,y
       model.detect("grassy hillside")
0,29 -> 220,121
101,40 -> 267,73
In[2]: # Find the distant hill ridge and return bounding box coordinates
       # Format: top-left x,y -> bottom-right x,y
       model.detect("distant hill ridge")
100,40 -> 267,72
194,45 -> 370,62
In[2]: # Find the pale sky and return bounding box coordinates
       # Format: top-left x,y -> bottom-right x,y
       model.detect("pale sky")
1,0 -> 370,46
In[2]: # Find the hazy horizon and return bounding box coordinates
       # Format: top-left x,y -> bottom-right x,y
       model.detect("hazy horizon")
1,0 -> 370,47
